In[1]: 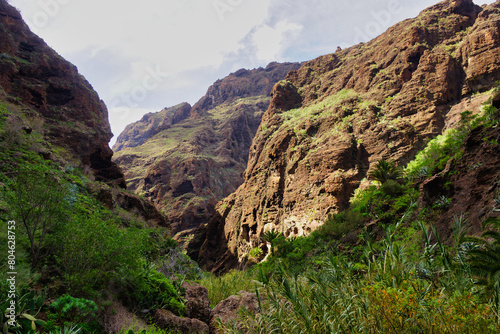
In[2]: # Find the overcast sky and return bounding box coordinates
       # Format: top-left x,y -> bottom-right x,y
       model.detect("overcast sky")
9,0 -> 496,145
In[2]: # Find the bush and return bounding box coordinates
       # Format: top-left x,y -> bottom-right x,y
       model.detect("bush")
320,211 -> 365,238
157,247 -> 202,280
49,295 -> 98,330
2,165 -> 69,268
121,266 -> 185,315
380,179 -> 404,197
52,194 -> 148,297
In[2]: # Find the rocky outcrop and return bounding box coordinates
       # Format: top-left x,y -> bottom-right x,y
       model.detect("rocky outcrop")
113,63 -> 301,235
0,0 -> 124,187
210,291 -> 260,333
435,124 -> 500,237
153,309 -> 209,334
0,0 -> 170,227
113,103 -> 192,152
191,0 -> 500,272
193,62 -> 301,114
182,281 -> 212,325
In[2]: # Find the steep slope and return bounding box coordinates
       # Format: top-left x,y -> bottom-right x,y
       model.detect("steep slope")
191,0 -> 500,272
113,63 -> 301,234
0,1 -> 125,187
0,0 -> 166,227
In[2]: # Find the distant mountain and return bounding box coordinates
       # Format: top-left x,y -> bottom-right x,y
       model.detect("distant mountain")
113,62 -> 301,235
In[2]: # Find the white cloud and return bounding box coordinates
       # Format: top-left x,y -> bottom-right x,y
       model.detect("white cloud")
251,21 -> 303,62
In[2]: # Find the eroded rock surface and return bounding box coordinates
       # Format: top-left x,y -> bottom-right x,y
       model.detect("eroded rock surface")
191,0 -> 500,272
0,0 -> 124,187
210,291 -> 260,334
113,63 -> 301,234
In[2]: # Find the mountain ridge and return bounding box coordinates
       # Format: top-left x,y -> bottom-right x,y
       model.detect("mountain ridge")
113,62 -> 301,234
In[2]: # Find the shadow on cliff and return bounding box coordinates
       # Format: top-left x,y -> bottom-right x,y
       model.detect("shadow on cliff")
187,209 -> 238,275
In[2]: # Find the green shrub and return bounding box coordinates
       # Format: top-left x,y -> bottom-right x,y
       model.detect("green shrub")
248,247 -> 264,262
319,211 -> 365,238
2,165 -> 70,268
53,194 -> 148,297
380,179 -> 404,197
121,265 -> 185,315
49,295 -> 98,330
157,247 -> 202,280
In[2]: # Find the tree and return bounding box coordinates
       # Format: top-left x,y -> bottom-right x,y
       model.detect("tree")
261,230 -> 283,256
2,165 -> 68,268
368,159 -> 402,185
466,218 -> 500,299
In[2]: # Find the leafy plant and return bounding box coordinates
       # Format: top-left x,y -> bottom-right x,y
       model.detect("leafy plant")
261,230 -> 283,256
46,324 -> 83,334
53,194 -> 147,297
248,247 -> 263,262
465,218 -> 500,293
49,295 -> 97,327
368,159 -> 402,185
2,165 -> 69,268
121,265 -> 185,314
1,289 -> 46,334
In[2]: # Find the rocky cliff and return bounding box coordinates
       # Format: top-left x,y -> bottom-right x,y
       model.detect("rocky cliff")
0,0 -> 127,187
190,0 -> 500,272
113,63 -> 301,235
0,0 -> 167,227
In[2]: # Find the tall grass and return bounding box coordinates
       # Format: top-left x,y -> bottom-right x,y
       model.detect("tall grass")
197,270 -> 257,308
217,223 -> 500,334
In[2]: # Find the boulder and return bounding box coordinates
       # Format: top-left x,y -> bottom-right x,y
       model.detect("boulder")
210,291 -> 260,333
182,281 -> 212,324
153,309 -> 209,334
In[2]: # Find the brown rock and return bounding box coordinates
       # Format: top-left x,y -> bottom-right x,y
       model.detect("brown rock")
210,291 -> 260,333
193,0 -> 500,272
0,0 -> 125,187
154,309 -> 209,334
435,125 -> 500,237
182,281 -> 212,325
113,63 -> 301,235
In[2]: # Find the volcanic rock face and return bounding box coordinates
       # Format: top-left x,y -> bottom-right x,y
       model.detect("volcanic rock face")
113,63 -> 301,235
0,1 -> 169,227
191,0 -> 500,272
0,0 -> 124,187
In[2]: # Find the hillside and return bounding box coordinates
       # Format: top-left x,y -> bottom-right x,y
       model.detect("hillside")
0,0 -> 167,227
2,0 -> 500,332
189,0 -> 500,272
113,62 -> 301,235
0,2 -> 193,332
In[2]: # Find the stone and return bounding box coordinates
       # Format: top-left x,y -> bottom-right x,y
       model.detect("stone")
182,281 -> 212,325
192,0 -> 500,272
153,309 -> 209,334
210,291 -> 260,333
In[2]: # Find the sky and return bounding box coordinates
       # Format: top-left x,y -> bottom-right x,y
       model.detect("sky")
8,0 -> 497,146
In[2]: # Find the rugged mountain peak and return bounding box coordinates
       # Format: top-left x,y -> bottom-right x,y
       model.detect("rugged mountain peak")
113,62 -> 301,235
190,0 -> 500,272
0,0 -> 124,187
192,62 -> 302,114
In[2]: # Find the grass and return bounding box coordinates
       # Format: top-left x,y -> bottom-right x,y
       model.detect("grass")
197,270 -> 256,308
211,220 -> 500,333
